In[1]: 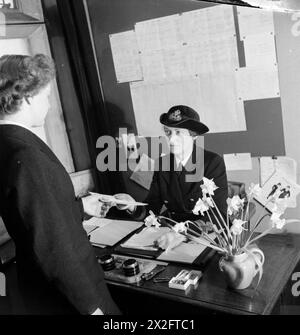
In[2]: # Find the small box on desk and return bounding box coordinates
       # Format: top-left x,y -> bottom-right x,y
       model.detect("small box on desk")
168,269 -> 202,290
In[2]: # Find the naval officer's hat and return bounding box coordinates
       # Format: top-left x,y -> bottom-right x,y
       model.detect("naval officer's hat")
160,105 -> 209,135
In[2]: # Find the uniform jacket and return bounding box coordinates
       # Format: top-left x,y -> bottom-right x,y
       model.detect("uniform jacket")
0,125 -> 120,315
143,145 -> 228,223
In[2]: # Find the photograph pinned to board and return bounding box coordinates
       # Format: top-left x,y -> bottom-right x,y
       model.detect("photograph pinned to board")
260,156 -> 297,186
254,171 -> 300,210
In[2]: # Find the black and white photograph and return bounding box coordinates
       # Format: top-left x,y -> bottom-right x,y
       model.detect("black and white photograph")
1,0 -> 300,325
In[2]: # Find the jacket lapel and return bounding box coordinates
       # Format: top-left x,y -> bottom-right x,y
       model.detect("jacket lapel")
180,144 -> 204,197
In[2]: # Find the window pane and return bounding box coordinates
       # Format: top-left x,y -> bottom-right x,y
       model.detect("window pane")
0,0 -> 43,23
0,24 -> 75,173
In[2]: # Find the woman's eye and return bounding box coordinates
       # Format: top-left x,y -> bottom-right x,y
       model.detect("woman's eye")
176,130 -> 181,135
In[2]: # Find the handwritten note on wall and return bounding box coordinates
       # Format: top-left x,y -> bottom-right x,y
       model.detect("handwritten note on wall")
109,30 -> 143,83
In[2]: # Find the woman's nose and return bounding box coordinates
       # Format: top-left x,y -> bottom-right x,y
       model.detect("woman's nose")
169,135 -> 178,145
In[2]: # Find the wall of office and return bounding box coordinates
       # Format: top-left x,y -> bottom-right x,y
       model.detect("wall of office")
228,11 -> 300,232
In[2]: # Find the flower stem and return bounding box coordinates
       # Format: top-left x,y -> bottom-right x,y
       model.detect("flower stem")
188,235 -> 227,253
245,213 -> 271,246
185,221 -> 219,247
245,227 -> 273,248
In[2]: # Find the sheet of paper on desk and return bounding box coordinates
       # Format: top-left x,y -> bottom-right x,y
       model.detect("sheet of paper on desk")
157,241 -> 207,264
89,219 -> 144,247
83,224 -> 98,235
121,227 -> 171,250
83,217 -> 112,228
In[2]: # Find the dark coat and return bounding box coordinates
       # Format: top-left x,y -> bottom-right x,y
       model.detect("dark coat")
144,145 -> 228,223
0,125 -> 120,315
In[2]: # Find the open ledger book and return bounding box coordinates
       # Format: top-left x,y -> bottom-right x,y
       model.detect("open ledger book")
83,217 -> 144,247
121,226 -> 215,264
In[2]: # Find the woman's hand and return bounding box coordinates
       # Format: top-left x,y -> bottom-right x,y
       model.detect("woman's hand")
81,194 -> 113,218
155,232 -> 186,251
113,193 -> 136,213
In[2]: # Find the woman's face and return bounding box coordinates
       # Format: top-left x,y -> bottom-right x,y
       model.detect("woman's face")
163,126 -> 194,156
29,85 -> 51,127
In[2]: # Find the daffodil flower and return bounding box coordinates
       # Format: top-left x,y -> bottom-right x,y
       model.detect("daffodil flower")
270,212 -> 286,229
144,211 -> 160,228
201,177 -> 218,196
249,183 -> 262,198
192,198 -> 209,215
203,193 -> 214,208
230,219 -> 247,235
173,222 -> 188,234
227,195 -> 245,215
271,197 -> 288,216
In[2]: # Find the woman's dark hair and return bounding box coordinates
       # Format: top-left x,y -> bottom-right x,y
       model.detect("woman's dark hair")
188,130 -> 198,137
0,54 -> 55,116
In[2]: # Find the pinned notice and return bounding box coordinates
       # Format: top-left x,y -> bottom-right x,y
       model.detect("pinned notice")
224,153 -> 252,171
109,30 -> 143,83
260,156 -> 298,186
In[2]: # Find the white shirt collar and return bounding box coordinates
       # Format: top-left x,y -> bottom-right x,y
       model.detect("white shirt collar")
0,120 -> 34,133
174,145 -> 194,167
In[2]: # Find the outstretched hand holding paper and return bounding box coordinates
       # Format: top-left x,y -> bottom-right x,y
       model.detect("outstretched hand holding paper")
89,192 -> 147,207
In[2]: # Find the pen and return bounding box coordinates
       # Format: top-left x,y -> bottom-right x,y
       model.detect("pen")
153,277 -> 172,283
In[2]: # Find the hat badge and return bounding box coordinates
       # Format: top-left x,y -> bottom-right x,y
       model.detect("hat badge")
169,109 -> 182,122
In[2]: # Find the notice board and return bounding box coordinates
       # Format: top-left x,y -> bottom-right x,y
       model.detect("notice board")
85,0 -> 285,158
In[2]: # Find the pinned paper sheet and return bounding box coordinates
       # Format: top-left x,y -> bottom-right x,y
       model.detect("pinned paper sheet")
130,75 -> 246,136
89,219 -> 144,247
135,14 -> 182,53
140,50 -> 166,82
109,30 -> 143,83
237,7 -> 275,39
260,156 -> 297,186
243,33 -> 277,68
181,5 -> 236,44
255,171 -> 300,209
224,153 -> 253,171
236,66 -> 280,100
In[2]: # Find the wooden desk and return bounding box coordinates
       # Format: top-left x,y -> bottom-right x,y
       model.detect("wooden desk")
95,233 -> 300,315
1,233 -> 299,315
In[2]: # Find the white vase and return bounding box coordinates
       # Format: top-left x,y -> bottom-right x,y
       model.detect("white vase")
219,247 -> 265,290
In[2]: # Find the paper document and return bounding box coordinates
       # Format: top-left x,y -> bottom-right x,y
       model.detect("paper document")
83,224 -> 98,235
89,219 -> 144,247
243,33 -> 277,68
224,153 -> 252,171
237,7 -> 274,39
260,156 -> 297,186
255,171 -> 300,209
157,241 -> 207,264
121,227 -> 171,250
109,30 -> 143,83
89,192 -> 147,206
236,66 -> 280,100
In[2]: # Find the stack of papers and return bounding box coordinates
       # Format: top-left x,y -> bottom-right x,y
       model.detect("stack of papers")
85,218 -> 144,247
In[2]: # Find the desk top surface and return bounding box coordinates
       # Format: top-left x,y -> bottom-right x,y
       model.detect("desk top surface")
97,233 -> 300,315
